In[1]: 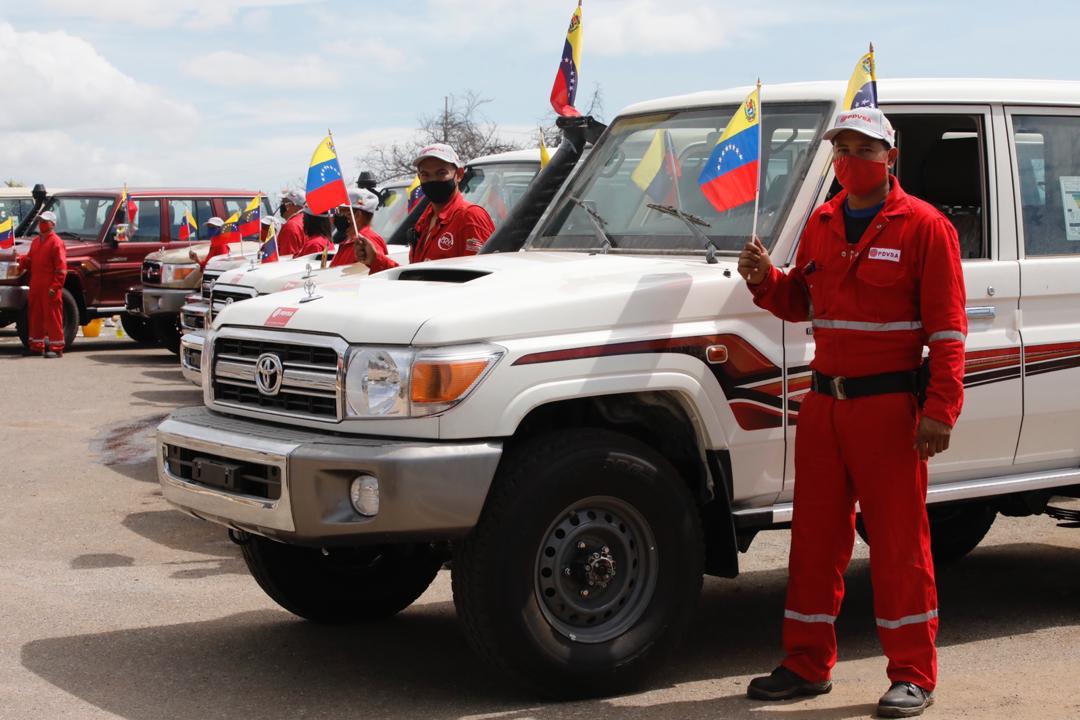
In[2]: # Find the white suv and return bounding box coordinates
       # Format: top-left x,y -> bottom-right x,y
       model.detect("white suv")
156,79 -> 1080,697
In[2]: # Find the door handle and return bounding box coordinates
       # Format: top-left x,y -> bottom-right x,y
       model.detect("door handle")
966,306 -> 996,320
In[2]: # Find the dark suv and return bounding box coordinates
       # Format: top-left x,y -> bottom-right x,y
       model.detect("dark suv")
0,187 -> 261,350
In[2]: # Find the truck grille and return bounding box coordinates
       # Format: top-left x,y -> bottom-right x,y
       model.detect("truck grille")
210,333 -> 342,421
163,443 -> 281,500
201,270 -> 222,300
142,260 -> 162,284
180,308 -> 205,331
210,287 -> 257,314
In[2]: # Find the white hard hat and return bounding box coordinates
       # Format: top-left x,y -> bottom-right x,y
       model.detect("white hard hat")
281,188 -> 306,206
342,188 -> 379,214
823,107 -> 896,148
206,216 -> 225,227
39,210 -> 57,223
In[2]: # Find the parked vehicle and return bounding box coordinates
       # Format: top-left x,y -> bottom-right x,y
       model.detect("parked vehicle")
178,151 -> 548,384
156,79 -> 1080,697
128,192 -> 268,353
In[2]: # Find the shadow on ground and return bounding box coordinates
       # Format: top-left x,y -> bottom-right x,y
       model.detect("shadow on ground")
21,541 -> 1080,720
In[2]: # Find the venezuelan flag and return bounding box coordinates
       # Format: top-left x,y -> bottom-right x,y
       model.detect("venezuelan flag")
220,210 -> 241,245
239,195 -> 262,237
0,217 -> 14,249
178,210 -> 197,242
631,129 -> 681,206
843,45 -> 877,110
406,175 -> 424,211
549,0 -> 582,117
259,224 -> 279,263
697,86 -> 761,213
306,137 -> 349,214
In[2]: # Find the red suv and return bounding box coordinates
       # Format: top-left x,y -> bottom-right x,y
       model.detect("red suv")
0,187 -> 262,350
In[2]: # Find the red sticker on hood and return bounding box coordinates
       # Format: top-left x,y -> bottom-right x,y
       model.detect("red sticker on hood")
265,307 -> 299,327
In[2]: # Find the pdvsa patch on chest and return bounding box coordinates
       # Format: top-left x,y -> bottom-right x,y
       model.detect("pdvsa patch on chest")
867,247 -> 901,263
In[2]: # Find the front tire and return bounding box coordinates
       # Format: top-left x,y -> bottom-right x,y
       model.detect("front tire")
121,313 -> 158,346
452,429 -> 704,699
151,314 -> 182,354
15,288 -> 79,351
241,536 -> 444,623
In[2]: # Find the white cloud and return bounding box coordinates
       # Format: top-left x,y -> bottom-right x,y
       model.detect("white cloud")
37,0 -> 323,29
184,50 -> 342,88
0,22 -> 197,136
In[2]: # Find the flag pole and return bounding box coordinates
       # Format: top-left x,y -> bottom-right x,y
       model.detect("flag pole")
667,130 -> 683,210
329,127 -> 365,268
750,78 -> 763,242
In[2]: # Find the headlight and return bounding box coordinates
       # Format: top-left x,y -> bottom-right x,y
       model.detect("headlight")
344,344 -> 502,419
161,263 -> 199,284
1,262 -> 16,279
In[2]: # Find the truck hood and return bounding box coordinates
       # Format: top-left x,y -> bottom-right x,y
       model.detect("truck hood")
214,251 -> 752,346
215,245 -> 409,294
147,241 -> 259,264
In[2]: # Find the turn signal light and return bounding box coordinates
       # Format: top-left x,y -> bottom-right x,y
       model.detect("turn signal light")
411,360 -> 490,404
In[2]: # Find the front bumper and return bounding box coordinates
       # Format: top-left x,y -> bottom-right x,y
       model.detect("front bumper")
0,285 -> 29,311
180,301 -> 208,333
180,332 -> 205,385
142,287 -> 191,316
157,406 -> 502,545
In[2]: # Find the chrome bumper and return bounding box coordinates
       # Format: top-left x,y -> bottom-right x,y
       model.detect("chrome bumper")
0,285 -> 28,311
180,332 -> 205,385
142,287 -> 191,316
157,406 -> 502,545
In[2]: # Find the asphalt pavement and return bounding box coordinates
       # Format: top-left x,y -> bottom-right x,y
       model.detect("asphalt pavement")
1,326 -> 1078,720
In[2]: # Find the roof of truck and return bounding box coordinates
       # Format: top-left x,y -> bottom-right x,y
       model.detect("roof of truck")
52,187 -> 263,197
619,78 -> 1080,116
468,148 -> 543,166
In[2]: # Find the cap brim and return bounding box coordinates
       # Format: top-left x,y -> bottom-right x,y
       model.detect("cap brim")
823,126 -> 892,146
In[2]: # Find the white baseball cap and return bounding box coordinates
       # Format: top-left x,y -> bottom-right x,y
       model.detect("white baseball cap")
38,210 -> 57,223
206,216 -> 225,227
412,143 -> 462,168
342,188 -> 379,214
823,107 -> 896,148
281,188 -> 306,207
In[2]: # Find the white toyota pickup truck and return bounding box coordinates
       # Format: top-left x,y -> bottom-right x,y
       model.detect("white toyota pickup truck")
157,79 -> 1080,697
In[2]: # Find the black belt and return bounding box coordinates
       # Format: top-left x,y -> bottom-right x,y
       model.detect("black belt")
811,369 -> 918,400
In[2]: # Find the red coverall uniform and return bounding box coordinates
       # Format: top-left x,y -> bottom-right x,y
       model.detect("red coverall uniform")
365,191 -> 495,274
296,234 -> 331,257
330,226 -> 387,268
275,212 -> 307,257
750,178 -> 966,691
200,233 -> 230,269
19,230 -> 68,353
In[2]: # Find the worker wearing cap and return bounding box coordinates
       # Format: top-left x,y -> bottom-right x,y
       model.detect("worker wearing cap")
276,188 -> 308,257
331,189 -> 388,268
408,143 -> 494,263
296,206 -> 333,257
18,210 -> 67,357
739,108 -> 966,718
190,217 -> 227,268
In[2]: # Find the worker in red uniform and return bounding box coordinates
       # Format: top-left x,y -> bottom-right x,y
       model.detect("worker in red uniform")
296,206 -> 332,257
190,217 -> 226,268
331,189 -> 387,268
740,108 -> 966,718
18,210 -> 68,357
275,188 -> 308,257
358,143 -> 494,274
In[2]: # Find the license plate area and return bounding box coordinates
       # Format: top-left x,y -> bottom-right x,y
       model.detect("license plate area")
192,457 -> 242,490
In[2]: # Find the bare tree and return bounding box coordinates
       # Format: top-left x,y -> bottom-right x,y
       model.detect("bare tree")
535,82 -> 605,150
4,179 -> 25,188
359,91 -> 527,182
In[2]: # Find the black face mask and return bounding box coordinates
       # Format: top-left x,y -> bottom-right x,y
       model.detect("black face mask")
278,203 -> 289,217
420,179 -> 456,204
333,214 -> 350,234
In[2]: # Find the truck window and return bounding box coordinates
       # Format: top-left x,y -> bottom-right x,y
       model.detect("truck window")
126,199 -> 162,242
0,198 -> 32,227
372,187 -> 408,239
47,196 -> 113,240
223,197 -> 260,238
887,114 -> 990,260
460,163 -> 540,228
1012,115 -> 1080,257
168,199 -> 216,240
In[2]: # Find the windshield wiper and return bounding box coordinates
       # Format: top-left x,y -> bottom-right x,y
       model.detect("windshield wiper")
568,196 -> 616,253
56,231 -> 83,240
646,204 -> 723,264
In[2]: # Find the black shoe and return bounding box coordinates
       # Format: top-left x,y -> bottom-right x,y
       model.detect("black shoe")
877,681 -> 934,717
747,666 -> 832,701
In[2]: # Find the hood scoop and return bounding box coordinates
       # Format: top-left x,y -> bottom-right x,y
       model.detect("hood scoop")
395,268 -> 490,283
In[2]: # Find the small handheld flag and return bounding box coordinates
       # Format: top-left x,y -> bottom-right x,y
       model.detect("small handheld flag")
550,0 -> 583,117
632,129 -> 681,206
119,183 -> 137,224
697,83 -> 762,214
406,175 -> 424,211
239,195 -> 262,237
306,136 -> 349,214
259,224 -> 279,263
844,43 -> 878,110
178,210 -> 198,242
0,217 -> 14,249
221,210 -> 241,245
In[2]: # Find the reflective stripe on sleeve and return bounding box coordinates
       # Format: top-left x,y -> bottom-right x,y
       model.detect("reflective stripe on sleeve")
812,319 -> 923,332
928,330 -> 966,343
784,609 -> 837,624
876,609 -> 939,629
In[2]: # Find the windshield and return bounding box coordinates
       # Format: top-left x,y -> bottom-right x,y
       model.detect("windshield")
461,162 -> 541,228
0,197 -> 34,229
42,195 -> 116,241
371,185 -> 410,241
532,103 -> 829,254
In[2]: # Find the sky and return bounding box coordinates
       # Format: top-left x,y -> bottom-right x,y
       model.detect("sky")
1,0 -> 1077,197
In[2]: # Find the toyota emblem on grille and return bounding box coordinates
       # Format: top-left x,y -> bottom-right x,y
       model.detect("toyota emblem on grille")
255,353 -> 284,396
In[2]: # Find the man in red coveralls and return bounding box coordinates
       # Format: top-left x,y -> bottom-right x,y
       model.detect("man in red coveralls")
358,143 -> 494,274
275,188 -> 308,257
740,108 -> 966,718
19,210 -> 68,358
331,189 -> 387,268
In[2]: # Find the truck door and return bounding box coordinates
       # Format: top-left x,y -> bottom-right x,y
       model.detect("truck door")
1007,108 -> 1080,467
100,197 -> 165,306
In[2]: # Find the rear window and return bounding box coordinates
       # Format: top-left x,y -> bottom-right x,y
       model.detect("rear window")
1013,115 -> 1080,256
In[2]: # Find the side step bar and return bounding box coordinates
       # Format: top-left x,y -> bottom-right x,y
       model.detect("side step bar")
732,466 -> 1080,529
